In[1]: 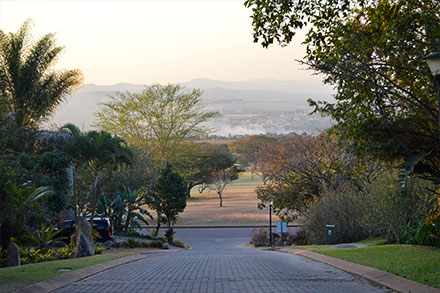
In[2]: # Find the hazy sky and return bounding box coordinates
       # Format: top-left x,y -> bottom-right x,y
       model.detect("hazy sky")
0,0 -> 317,86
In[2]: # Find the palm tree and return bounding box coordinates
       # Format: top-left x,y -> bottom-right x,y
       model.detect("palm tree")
85,130 -> 133,225
0,19 -> 83,129
60,124 -> 133,227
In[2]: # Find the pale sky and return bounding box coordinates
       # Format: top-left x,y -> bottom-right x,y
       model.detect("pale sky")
0,0 -> 316,86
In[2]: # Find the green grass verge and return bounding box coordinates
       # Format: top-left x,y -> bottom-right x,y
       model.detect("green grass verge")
307,244 -> 440,288
0,252 -> 134,293
232,172 -> 263,184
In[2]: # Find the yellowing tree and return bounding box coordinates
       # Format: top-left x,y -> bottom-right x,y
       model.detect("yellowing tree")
94,84 -> 217,165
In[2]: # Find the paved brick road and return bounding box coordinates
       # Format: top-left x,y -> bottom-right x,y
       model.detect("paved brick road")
56,228 -> 388,292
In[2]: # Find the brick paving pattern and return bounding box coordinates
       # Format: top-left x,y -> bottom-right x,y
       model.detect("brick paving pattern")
57,248 -> 388,292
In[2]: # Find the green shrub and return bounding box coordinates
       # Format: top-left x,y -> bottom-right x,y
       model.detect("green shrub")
306,190 -> 369,244
363,175 -> 434,244
21,223 -> 66,248
20,246 -> 74,265
416,214 -> 440,248
150,239 -> 165,248
95,247 -> 104,255
122,239 -> 140,248
121,238 -> 156,248
115,230 -> 152,240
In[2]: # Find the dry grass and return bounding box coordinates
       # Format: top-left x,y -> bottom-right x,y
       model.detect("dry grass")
147,172 -> 284,227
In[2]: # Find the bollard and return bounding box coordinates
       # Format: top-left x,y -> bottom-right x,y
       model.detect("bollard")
325,225 -> 335,245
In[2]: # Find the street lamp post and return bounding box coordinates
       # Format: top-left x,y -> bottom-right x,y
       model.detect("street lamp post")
268,200 -> 273,247
424,52 -> 440,146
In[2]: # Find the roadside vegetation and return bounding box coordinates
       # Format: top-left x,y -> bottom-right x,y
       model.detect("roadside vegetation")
0,252 -> 134,293
292,239 -> 440,289
243,0 -> 440,250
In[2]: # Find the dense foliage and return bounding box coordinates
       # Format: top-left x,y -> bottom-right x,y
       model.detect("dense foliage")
94,84 -> 217,165
147,163 -> 187,241
245,0 -> 440,183
0,20 -> 82,250
0,19 -> 82,129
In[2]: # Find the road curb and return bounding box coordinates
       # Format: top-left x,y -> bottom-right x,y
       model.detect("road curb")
279,248 -> 440,293
17,254 -> 148,293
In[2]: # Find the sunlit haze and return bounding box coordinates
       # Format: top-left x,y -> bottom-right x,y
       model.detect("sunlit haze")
0,0 -> 318,86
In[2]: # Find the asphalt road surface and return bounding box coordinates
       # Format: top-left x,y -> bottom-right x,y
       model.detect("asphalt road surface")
57,228 -> 388,292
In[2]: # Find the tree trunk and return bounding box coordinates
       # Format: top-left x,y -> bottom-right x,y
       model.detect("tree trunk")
155,211 -> 161,236
0,218 -> 12,250
218,192 -> 223,207
186,182 -> 195,198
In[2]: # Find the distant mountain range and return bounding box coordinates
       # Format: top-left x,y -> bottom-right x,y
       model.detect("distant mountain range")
46,78 -> 334,135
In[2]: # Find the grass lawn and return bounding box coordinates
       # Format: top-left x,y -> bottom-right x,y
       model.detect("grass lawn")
0,252 -> 134,293
297,240 -> 440,288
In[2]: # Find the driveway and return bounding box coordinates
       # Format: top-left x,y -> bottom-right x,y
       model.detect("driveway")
56,228 -> 388,292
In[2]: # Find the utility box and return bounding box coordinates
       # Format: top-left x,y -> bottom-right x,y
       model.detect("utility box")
325,225 -> 335,245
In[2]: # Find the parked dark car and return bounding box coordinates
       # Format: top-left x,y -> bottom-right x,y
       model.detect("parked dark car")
58,216 -> 113,243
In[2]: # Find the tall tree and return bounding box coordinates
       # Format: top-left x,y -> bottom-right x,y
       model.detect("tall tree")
256,134 -> 379,220
173,142 -> 236,197
94,84 -> 217,165
0,20 -> 82,249
61,124 -> 133,226
0,19 -> 83,129
146,163 -> 187,240
210,166 -> 241,207
245,0 -> 440,184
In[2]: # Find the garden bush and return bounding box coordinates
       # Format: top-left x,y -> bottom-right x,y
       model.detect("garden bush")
121,238 -> 166,248
289,228 -> 311,246
114,230 -> 152,240
363,175 -> 434,244
250,227 -> 269,247
304,173 -> 437,245
0,248 -> 7,267
19,246 -> 74,265
305,189 -> 369,244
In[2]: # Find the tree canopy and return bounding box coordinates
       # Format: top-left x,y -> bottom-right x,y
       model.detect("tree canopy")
245,0 -> 440,183
94,84 -> 217,165
0,19 -> 83,129
147,163 -> 187,238
173,142 -> 236,197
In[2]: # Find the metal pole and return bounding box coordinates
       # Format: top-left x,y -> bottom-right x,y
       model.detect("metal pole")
269,204 -> 272,247
436,74 -> 440,150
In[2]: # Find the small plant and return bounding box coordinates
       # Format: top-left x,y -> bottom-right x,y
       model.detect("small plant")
150,239 -> 165,248
121,238 -> 164,248
19,246 -> 74,265
95,247 -> 104,255
416,214 -> 440,248
22,223 -> 66,248
171,238 -> 187,248
115,230 -> 152,240
122,239 -> 140,248
250,227 -> 269,247
97,186 -> 152,233
165,228 -> 175,243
